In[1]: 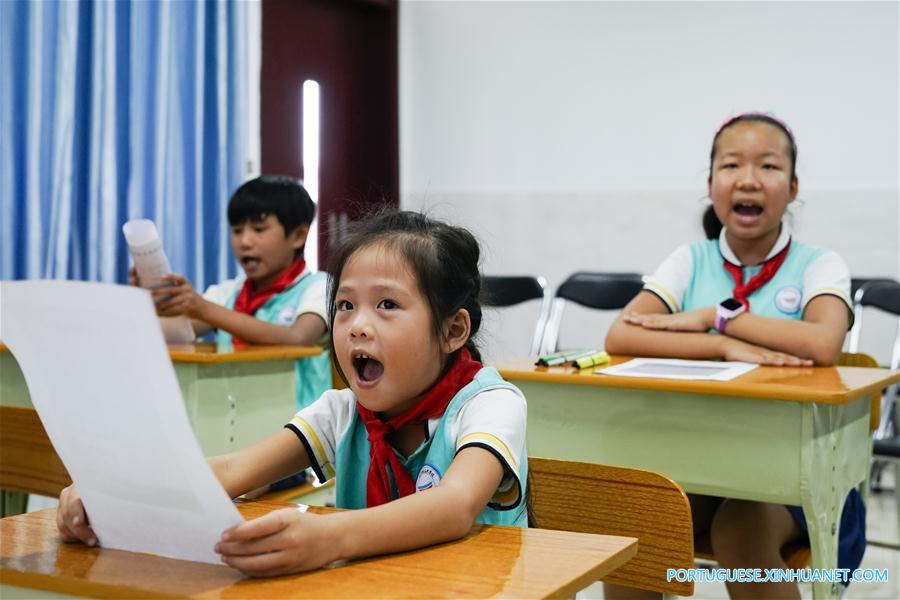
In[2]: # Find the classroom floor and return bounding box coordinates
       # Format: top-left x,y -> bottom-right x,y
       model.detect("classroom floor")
584,468 -> 900,599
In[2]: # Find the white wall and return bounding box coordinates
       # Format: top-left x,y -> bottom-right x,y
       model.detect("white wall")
400,0 -> 900,365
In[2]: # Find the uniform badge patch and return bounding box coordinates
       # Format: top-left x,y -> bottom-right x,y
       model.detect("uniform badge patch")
775,285 -> 802,314
277,308 -> 295,326
416,464 -> 442,492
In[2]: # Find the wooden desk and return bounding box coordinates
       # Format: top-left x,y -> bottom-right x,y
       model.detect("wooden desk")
0,343 -> 321,456
497,356 -> 900,600
0,500 -> 637,599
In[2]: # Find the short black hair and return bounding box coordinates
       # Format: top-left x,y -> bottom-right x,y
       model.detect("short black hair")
228,176 -> 316,254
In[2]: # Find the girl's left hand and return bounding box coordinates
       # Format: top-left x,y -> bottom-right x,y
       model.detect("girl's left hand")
216,508 -> 342,577
623,307 -> 714,332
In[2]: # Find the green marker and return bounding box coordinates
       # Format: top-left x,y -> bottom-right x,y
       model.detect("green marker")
536,349 -> 598,367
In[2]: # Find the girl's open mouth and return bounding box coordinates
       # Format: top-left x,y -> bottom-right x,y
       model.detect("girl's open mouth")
733,203 -> 763,217
353,354 -> 384,384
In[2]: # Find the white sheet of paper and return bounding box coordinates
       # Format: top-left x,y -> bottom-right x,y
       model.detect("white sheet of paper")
595,358 -> 758,381
0,280 -> 242,564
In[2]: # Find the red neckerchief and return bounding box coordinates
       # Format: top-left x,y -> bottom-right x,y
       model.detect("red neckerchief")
231,258 -> 306,347
357,347 -> 483,507
723,241 -> 791,311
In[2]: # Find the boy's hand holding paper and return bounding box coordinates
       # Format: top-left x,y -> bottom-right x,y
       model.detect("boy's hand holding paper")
122,219 -> 196,343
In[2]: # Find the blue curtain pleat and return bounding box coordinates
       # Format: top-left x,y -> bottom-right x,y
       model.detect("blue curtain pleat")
114,0 -> 131,284
0,1 -> 29,278
0,0 -> 253,291
70,0 -> 93,282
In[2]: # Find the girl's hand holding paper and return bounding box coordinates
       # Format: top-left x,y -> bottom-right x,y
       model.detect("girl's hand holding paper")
216,508 -> 340,577
57,485 -> 97,547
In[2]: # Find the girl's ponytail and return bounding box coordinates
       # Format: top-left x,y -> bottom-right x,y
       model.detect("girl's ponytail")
461,284 -> 483,363
702,205 -> 723,240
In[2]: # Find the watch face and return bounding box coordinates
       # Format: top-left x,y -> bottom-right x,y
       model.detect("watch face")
721,298 -> 743,311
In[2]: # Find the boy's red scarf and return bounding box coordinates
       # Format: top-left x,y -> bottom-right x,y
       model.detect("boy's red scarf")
723,241 -> 791,311
231,258 -> 306,347
357,347 -> 482,507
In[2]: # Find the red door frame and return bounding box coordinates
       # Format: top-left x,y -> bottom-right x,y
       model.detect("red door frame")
261,0 -> 399,267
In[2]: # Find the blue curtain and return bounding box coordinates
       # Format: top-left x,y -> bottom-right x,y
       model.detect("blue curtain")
0,0 -> 258,290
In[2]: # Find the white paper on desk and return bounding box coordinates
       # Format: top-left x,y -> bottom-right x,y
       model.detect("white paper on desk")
595,358 -> 758,381
0,280 -> 242,564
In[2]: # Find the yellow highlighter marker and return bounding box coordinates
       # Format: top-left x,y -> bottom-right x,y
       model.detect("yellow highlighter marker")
572,351 -> 611,369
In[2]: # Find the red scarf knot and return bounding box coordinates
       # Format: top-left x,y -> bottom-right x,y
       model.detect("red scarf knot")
231,258 -> 306,347
722,240 -> 791,312
365,420 -> 390,443
357,347 -> 483,507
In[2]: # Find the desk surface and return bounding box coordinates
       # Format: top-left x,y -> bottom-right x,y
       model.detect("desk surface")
497,355 -> 900,404
0,342 -> 322,365
0,501 -> 637,599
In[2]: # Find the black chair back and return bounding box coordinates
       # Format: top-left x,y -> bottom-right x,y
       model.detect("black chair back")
479,275 -> 551,356
851,277 -> 898,303
540,272 -> 645,354
858,280 -> 900,316
555,272 -> 644,310
481,276 -> 545,307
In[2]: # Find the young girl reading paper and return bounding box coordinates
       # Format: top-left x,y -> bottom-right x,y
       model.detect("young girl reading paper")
58,210 -> 528,576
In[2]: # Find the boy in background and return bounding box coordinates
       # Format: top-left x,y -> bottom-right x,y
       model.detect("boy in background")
135,175 -> 331,413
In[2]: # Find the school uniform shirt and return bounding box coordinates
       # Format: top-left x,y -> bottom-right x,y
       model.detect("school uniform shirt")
643,222 -> 865,574
643,223 -> 852,319
286,367 -> 529,526
203,268 -> 331,410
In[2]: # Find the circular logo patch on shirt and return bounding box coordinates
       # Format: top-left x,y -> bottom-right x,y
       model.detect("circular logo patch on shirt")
416,464 -> 442,492
277,308 -> 295,326
775,285 -> 802,314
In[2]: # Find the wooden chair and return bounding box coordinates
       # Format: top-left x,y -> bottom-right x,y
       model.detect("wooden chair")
696,352 -> 881,570
838,352 -> 881,434
0,405 -> 72,497
529,456 -> 694,596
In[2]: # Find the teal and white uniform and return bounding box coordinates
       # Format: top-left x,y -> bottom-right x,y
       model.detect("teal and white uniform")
643,223 -> 865,574
203,267 -> 331,410
643,223 -> 852,320
286,367 -> 529,526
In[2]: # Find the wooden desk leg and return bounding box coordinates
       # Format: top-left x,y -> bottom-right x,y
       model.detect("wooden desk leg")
799,399 -> 870,600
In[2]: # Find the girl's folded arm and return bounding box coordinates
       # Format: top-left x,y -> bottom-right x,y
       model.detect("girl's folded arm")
717,295 -> 848,365
605,291 -> 728,359
209,429 -> 312,499
332,446 -> 505,561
